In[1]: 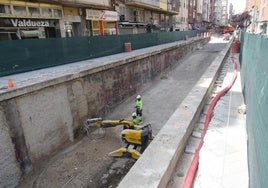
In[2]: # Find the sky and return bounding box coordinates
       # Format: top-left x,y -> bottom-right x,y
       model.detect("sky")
229,0 -> 246,14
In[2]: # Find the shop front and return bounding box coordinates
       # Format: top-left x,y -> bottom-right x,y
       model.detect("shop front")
0,0 -> 63,40
0,18 -> 61,40
60,7 -> 83,37
85,9 -> 119,36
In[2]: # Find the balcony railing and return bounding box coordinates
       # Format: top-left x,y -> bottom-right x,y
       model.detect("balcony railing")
37,0 -> 110,8
125,0 -> 159,8
125,0 -> 178,15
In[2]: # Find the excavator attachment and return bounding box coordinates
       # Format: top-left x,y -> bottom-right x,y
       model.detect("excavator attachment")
108,148 -> 127,157
128,149 -> 141,159
108,147 -> 141,160
83,118 -> 152,159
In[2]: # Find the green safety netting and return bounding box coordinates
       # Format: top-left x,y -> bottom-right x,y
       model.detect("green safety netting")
0,30 -> 203,77
240,31 -> 268,188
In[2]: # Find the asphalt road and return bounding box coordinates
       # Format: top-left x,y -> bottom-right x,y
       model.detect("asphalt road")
19,34 -> 229,188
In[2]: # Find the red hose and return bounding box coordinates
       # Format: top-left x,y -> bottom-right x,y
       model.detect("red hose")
182,45 -> 238,188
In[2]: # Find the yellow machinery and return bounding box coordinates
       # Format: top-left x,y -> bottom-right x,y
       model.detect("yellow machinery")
83,118 -> 153,159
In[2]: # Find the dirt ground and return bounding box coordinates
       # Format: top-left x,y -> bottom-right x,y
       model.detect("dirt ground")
19,35 -> 227,188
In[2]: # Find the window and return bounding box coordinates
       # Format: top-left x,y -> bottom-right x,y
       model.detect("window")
133,9 -> 144,22
0,4 -> 11,14
13,6 -> 27,16
1,2 -> 62,19
41,7 -> 52,17
119,6 -> 126,21
53,9 -> 62,18
134,10 -> 138,22
91,20 -> 100,36
28,7 -> 39,17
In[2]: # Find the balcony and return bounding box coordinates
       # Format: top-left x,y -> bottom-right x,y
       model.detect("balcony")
37,0 -> 110,8
125,0 -> 178,15
125,0 -> 159,7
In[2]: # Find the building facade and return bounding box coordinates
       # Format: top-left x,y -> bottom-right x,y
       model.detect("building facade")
196,0 -> 203,28
0,0 -> 63,40
0,0 -> 119,40
221,0 -> 228,25
0,0 -> 224,40
174,0 -> 188,30
258,0 -> 268,34
188,0 -> 196,29
213,0 -> 222,26
202,0 -> 214,27
228,3 -> 234,21
117,0 -> 179,33
246,0 -> 267,35
37,0 -> 119,37
246,0 -> 260,33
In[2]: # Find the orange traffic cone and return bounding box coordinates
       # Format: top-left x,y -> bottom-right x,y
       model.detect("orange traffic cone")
8,77 -> 15,89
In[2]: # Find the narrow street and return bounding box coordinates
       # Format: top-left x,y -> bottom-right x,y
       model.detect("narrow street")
19,34 -> 229,188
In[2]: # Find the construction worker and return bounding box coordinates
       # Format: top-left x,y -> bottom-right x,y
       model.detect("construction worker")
132,112 -> 140,125
135,95 -> 143,119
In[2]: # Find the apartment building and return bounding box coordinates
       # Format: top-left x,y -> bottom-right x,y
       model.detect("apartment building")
258,0 -> 268,34
174,0 -> 188,30
195,0 -> 202,28
246,0 -> 267,34
221,0 -> 228,25
201,0 -> 217,30
229,3 -> 234,20
246,0 -> 259,32
188,0 -> 195,29
0,0 -> 223,40
213,0 -> 222,25
202,0 -> 209,23
117,0 -> 179,33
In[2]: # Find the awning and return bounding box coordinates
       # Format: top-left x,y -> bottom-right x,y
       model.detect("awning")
119,22 -> 146,27
86,9 -> 119,21
20,30 -> 39,38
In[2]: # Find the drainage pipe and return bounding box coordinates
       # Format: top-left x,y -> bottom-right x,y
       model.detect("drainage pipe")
182,45 -> 238,188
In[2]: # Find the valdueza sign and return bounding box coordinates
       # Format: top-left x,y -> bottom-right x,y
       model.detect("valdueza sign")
10,19 -> 50,27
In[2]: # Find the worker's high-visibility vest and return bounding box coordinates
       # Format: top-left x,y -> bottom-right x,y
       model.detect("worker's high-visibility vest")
136,100 -> 143,109
132,117 -> 140,125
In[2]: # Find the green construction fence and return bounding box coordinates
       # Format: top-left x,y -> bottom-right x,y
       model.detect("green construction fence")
240,31 -> 268,188
0,30 -> 204,77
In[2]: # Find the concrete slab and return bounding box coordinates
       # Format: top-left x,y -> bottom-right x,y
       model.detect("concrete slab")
192,131 -> 202,138
194,54 -> 248,188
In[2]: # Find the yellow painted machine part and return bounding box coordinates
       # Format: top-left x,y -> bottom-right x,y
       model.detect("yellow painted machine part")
108,148 -> 127,157
108,147 -> 141,159
121,129 -> 142,145
128,149 -> 140,159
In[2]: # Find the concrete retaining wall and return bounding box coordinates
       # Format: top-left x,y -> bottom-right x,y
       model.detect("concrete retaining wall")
0,37 -> 209,187
118,39 -> 232,188
0,106 -> 21,188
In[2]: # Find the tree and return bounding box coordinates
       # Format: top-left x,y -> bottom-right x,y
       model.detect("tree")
229,11 -> 251,29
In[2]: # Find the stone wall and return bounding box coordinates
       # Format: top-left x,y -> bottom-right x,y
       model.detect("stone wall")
0,106 -> 21,188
